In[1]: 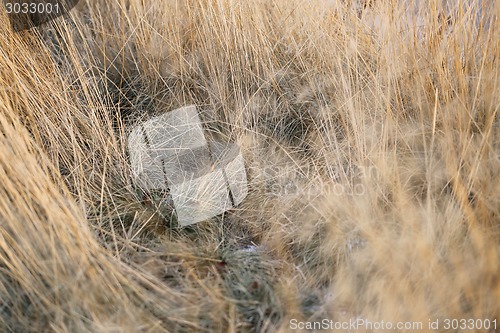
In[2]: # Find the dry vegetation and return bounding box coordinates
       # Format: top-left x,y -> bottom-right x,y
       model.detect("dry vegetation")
0,0 -> 498,332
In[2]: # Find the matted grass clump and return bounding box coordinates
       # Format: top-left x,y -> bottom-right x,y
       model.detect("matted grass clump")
0,0 -> 498,332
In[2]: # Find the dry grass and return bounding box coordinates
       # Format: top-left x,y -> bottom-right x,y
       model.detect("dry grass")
0,0 -> 498,332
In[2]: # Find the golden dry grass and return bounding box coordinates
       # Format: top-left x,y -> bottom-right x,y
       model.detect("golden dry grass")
0,0 -> 498,332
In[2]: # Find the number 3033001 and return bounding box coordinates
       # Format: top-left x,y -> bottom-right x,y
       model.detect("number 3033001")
4,2 -> 60,14
443,318 -> 497,330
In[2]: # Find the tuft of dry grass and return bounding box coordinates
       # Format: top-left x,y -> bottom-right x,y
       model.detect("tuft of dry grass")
0,0 -> 498,331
